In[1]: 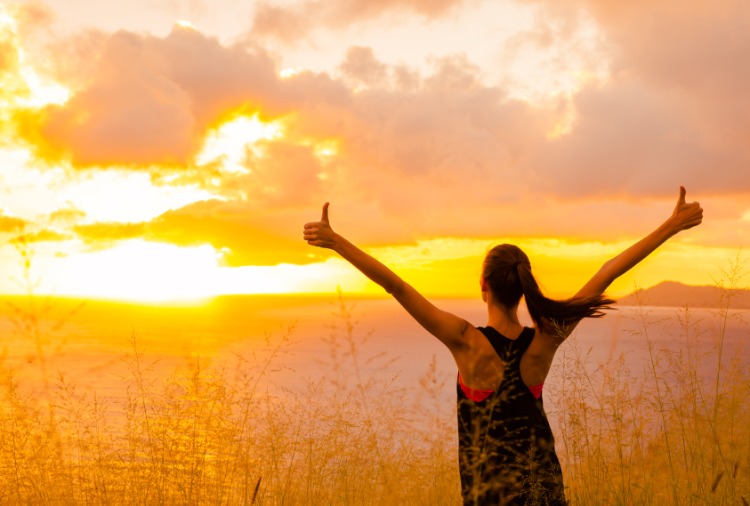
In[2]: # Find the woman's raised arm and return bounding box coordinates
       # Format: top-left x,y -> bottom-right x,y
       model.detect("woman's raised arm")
303,203 -> 470,352
527,186 -> 703,371
574,186 -> 703,301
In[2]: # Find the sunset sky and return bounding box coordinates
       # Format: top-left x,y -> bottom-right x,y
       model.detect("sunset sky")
0,0 -> 748,302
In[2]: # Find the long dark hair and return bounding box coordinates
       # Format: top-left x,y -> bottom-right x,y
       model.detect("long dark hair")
482,244 -> 614,334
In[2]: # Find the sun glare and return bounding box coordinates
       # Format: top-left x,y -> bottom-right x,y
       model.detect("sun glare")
175,19 -> 197,30
29,240 -> 368,303
0,5 -> 15,31
18,67 -> 70,107
0,5 -> 70,108
279,67 -> 304,79
365,237 -> 723,298
195,113 -> 284,172
65,170 -> 216,223
50,240 -> 220,303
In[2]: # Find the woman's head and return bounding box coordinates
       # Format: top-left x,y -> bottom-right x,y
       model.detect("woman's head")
481,243 -> 614,334
481,244 -> 528,309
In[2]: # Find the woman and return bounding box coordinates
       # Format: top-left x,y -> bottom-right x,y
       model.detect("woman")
303,187 -> 703,505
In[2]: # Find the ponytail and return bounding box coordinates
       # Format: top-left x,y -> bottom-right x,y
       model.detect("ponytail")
516,263 -> 614,335
483,244 -> 614,335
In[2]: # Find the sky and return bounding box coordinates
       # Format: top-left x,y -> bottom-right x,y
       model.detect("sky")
0,0 -> 748,302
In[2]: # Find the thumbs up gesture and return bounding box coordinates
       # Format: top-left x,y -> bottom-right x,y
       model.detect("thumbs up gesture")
304,202 -> 338,248
669,186 -> 703,233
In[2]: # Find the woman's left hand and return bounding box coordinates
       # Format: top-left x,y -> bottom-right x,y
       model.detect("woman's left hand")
303,202 -> 338,249
668,186 -> 703,234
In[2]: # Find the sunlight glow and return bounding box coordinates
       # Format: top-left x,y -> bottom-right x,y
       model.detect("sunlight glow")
175,19 -> 197,30
51,241 -> 218,302
366,237 -> 723,298
313,139 -> 339,160
26,241 -> 368,302
0,233 -> 730,302
195,114 -> 284,172
0,148 -> 215,223
0,4 -> 70,108
0,5 -> 16,33
279,67 -> 304,79
19,67 -> 70,107
64,171 -> 216,223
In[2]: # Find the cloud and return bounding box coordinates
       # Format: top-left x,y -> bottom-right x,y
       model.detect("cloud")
0,8 -> 30,122
13,1 -> 55,37
0,214 -> 26,233
9,2 -> 750,267
20,26 -> 282,167
251,0 -> 469,42
74,222 -> 146,246
48,204 -> 86,225
516,0 -> 750,196
71,197 -> 317,266
339,47 -> 389,89
32,13 -> 745,205
10,229 -> 69,243
527,78 -> 750,197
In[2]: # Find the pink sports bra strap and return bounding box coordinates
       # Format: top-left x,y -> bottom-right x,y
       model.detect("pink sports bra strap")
458,373 -> 494,402
458,373 -> 544,401
528,382 -> 544,399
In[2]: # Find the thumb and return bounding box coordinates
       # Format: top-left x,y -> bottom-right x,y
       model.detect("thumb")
678,186 -> 686,206
321,202 -> 330,223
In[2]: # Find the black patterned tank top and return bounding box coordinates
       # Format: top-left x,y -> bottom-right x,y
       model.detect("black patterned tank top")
457,326 -> 567,505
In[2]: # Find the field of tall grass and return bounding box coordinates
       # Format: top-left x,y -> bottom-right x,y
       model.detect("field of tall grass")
0,254 -> 748,504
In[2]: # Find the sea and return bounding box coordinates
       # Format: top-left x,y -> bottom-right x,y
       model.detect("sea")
1,295 -> 748,435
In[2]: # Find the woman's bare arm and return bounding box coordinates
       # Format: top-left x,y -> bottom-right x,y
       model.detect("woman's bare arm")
303,203 -> 470,352
574,186 -> 703,301
524,186 -> 703,384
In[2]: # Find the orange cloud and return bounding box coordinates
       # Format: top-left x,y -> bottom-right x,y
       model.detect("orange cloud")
6,2 -> 749,268
147,200 -> 308,266
0,214 -> 26,232
251,0 -> 469,42
74,222 -> 146,246
517,0 -> 750,196
10,229 -> 69,243
72,199 -> 316,266
19,26 -> 283,167
48,204 -> 86,225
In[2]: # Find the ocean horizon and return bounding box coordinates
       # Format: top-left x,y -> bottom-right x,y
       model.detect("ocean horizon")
2,294 -> 747,436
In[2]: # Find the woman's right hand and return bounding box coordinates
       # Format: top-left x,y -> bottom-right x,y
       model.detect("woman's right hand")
303,202 -> 338,249
668,186 -> 703,234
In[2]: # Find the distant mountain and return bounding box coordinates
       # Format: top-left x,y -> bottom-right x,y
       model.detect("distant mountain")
617,281 -> 750,309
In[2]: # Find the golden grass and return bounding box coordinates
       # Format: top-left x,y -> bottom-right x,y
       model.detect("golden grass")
0,254 -> 749,504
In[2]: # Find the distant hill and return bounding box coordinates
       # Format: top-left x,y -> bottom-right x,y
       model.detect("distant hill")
617,281 -> 750,309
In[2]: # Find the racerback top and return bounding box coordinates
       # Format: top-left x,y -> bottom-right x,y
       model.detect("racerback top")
457,326 -> 567,505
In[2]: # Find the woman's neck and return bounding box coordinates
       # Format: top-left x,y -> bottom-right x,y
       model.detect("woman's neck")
486,303 -> 524,338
